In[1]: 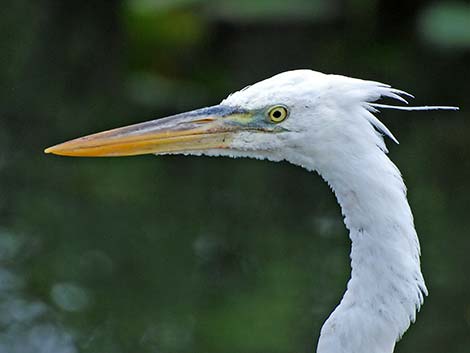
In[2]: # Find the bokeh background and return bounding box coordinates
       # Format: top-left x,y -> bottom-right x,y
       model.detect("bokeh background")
1,1 -> 469,352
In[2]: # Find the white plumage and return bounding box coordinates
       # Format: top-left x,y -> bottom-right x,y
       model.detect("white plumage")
45,69 -> 458,353
190,70 -> 455,353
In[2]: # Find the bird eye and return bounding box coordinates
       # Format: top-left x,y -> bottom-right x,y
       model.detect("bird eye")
268,105 -> 289,123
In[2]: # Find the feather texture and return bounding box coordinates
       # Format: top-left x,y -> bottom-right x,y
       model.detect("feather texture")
163,70 -> 457,353
221,70 -> 457,353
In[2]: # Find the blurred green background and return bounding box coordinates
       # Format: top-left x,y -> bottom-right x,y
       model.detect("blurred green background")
1,1 -> 469,352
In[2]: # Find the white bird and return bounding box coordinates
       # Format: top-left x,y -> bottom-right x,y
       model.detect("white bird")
45,70 -> 458,353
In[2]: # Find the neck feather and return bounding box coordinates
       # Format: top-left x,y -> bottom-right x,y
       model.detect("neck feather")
313,147 -> 427,353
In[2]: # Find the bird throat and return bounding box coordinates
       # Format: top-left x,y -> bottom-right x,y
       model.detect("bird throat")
315,149 -> 426,353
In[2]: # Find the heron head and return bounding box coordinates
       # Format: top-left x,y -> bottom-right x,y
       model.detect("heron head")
44,70 -> 404,170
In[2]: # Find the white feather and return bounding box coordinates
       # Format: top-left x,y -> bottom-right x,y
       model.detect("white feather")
370,103 -> 459,111
164,70 -> 458,353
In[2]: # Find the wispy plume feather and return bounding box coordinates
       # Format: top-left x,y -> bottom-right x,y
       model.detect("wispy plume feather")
370,103 -> 459,111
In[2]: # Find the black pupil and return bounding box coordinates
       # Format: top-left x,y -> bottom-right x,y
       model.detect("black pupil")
272,110 -> 282,119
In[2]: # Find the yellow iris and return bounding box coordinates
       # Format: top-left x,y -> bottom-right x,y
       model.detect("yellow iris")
268,105 -> 289,123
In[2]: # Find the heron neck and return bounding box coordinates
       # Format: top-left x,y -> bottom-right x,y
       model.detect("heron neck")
314,150 -> 426,353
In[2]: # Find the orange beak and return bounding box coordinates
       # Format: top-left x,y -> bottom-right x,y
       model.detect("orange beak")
45,105 -> 251,157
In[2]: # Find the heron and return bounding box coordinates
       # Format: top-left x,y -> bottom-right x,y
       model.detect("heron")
45,70 -> 458,353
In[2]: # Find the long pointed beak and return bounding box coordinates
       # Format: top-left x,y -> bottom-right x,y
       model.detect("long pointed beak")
45,105 -> 251,157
